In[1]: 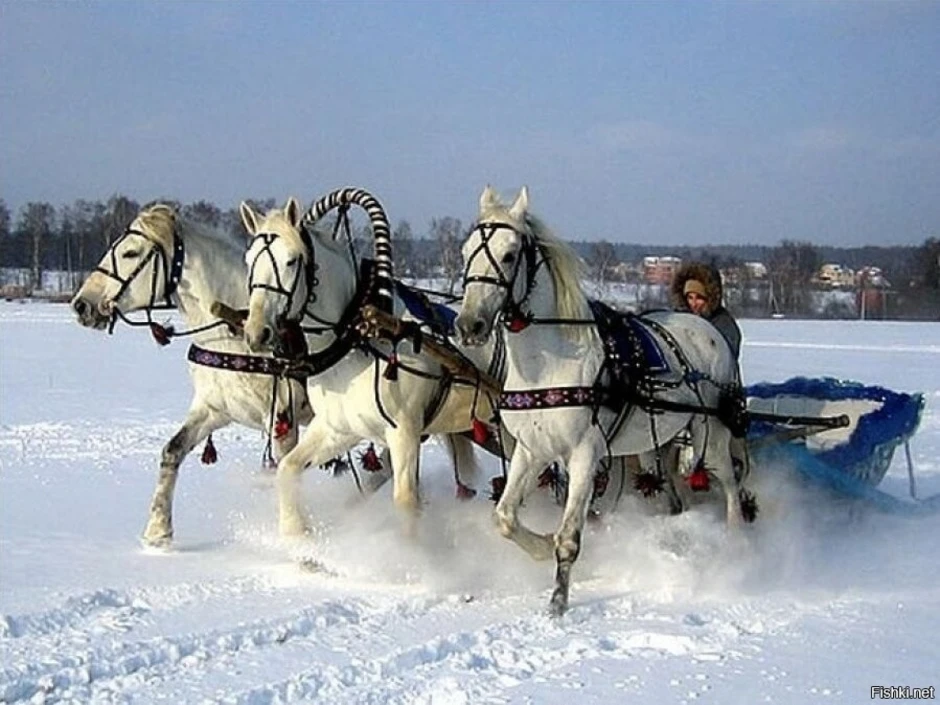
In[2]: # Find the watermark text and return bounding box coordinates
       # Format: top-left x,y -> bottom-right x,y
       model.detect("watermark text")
872,686 -> 935,700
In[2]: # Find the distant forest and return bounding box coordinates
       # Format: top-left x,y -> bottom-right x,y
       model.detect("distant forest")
1,194 -> 938,320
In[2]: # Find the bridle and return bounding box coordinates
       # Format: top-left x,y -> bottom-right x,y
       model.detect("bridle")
246,225 -> 331,331
461,221 -> 543,331
95,225 -> 185,334
247,229 -> 316,318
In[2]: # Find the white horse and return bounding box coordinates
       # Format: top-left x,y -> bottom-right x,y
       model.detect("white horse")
71,204 -> 312,547
239,191 -> 498,537
454,186 -> 748,615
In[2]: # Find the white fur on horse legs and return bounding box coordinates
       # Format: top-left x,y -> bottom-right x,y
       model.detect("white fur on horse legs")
142,409 -> 221,548
386,425 -> 423,514
701,417 -> 743,528
445,433 -> 481,492
494,446 -> 555,561
549,445 -> 600,616
275,423 -> 357,537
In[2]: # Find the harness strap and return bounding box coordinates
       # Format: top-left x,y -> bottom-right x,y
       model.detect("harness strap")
187,344 -> 307,381
498,382 -> 747,435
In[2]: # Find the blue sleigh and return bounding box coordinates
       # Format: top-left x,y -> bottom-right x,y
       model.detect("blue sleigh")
746,377 -> 939,515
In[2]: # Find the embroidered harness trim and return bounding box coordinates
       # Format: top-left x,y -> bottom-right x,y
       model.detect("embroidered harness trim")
187,344 -> 307,381
499,386 -> 602,411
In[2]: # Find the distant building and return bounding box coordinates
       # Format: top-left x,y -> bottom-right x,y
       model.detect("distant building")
816,263 -> 856,289
856,266 -> 890,289
642,256 -> 681,284
743,261 -> 768,280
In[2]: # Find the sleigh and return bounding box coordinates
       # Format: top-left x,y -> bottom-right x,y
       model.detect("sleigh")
746,377 -> 939,515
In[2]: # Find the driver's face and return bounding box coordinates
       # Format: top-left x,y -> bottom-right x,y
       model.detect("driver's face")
686,292 -> 708,316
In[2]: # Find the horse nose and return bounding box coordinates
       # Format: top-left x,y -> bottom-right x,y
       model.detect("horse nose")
72,298 -> 88,317
456,315 -> 486,345
260,326 -> 273,346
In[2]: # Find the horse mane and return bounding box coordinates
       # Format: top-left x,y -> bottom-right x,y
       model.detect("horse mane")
523,212 -> 588,321
135,203 -> 242,257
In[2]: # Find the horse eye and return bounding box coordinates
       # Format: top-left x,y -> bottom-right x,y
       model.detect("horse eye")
501,252 -> 516,264
122,251 -> 141,259
286,257 -> 299,267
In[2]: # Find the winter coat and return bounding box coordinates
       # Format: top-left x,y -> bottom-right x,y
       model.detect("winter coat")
670,262 -> 742,360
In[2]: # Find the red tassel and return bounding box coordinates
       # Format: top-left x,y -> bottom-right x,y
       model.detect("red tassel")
688,465 -> 710,492
507,316 -> 529,333
471,418 -> 490,444
273,412 -> 291,440
150,322 -> 173,346
489,476 -> 507,503
201,434 -> 218,465
383,353 -> 399,381
360,443 -> 383,472
456,482 -> 477,500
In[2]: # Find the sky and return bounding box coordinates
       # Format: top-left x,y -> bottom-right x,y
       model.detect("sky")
1,1 -> 938,247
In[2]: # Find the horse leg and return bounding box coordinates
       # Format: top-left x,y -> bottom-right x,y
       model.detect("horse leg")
700,418 -> 743,528
445,433 -> 480,497
494,445 -> 555,561
386,425 -> 423,514
276,423 -> 357,537
659,443 -> 685,515
142,407 -> 224,548
549,443 -> 600,617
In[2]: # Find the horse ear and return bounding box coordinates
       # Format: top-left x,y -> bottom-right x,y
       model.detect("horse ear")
239,201 -> 259,237
479,184 -> 500,213
285,197 -> 302,228
508,186 -> 529,221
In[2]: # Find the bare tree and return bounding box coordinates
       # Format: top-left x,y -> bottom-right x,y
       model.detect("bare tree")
19,202 -> 56,290
182,200 -> 221,228
0,199 -> 10,275
392,219 -> 414,276
768,240 -> 820,315
429,217 -> 463,294
588,240 -> 617,287
104,194 -> 140,246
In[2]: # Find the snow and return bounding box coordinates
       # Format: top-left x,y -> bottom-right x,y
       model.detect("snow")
1,301 -> 939,704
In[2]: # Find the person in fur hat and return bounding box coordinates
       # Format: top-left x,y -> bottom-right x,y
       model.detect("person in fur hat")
670,262 -> 741,360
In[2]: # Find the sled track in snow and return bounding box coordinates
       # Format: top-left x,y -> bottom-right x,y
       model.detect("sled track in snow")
0,578 -> 456,703
0,570 -> 800,704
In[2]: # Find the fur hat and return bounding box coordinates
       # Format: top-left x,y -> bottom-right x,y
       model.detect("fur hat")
683,279 -> 707,298
671,262 -> 723,315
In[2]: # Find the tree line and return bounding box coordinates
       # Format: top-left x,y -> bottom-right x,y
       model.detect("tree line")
1,195 -> 937,319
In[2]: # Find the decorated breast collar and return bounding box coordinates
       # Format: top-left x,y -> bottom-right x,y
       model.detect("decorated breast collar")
187,343 -> 307,381
277,257 -> 381,378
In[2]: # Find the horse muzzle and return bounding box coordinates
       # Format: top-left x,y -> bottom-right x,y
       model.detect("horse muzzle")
244,322 -> 275,353
455,313 -> 492,347
70,295 -> 111,330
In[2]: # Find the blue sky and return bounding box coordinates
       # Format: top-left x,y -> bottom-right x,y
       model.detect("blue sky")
1,1 -> 938,246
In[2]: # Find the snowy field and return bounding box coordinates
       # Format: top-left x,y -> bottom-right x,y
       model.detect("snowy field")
2,301 -> 939,704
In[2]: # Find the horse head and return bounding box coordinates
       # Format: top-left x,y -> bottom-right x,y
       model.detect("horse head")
240,197 -> 312,352
71,204 -> 180,330
455,185 -> 533,346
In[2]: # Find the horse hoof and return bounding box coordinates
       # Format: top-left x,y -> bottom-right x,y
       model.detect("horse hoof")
279,523 -> 311,538
548,591 -> 568,618
140,533 -> 173,550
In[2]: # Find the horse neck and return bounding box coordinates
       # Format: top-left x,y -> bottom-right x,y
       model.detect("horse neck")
174,227 -> 247,329
302,239 -> 357,347
503,261 -> 600,385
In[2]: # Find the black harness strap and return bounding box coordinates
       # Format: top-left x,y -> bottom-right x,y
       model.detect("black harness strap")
187,344 -> 307,381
